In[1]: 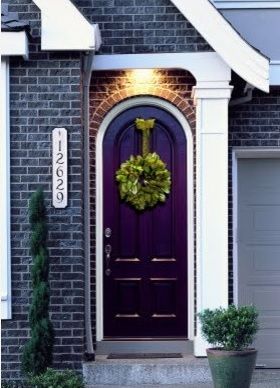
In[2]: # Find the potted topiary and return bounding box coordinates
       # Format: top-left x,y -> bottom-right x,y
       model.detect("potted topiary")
198,305 -> 259,388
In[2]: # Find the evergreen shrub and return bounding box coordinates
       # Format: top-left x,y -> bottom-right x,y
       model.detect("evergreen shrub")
28,368 -> 85,388
21,189 -> 54,376
198,305 -> 259,351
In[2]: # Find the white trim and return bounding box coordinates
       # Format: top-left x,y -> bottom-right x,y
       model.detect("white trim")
170,0 -> 269,92
214,1 -> 280,9
93,52 -> 231,84
95,97 -> 195,342
32,0 -> 101,51
193,83 -> 233,356
232,151 -> 239,305
232,147 -> 280,305
1,31 -> 29,59
0,58 -> 11,320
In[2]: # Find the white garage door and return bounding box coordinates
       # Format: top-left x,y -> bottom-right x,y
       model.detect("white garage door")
238,158 -> 280,368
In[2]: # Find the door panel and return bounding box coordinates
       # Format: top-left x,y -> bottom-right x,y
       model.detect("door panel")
103,106 -> 188,338
238,158 -> 280,367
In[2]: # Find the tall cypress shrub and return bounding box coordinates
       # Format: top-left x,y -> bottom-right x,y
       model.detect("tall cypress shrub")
22,188 -> 54,376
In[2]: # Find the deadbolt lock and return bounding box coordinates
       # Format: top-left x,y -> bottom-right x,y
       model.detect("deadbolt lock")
104,227 -> 112,238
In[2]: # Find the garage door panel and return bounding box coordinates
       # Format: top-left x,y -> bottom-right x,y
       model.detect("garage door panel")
259,317 -> 280,329
254,207 -> 280,231
254,249 -> 280,271
239,191 -> 280,206
239,207 -> 280,244
238,247 -> 280,285
255,334 -> 280,354
238,158 -> 280,368
253,289 -> 280,312
239,286 -> 280,316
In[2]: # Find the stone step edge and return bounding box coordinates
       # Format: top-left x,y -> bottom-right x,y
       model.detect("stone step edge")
82,362 -> 212,385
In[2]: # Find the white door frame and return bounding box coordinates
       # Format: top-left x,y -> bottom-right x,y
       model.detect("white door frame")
95,96 -> 194,341
232,147 -> 280,305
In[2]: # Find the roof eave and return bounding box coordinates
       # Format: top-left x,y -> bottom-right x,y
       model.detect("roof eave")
170,0 -> 270,92
1,31 -> 29,59
33,0 -> 101,51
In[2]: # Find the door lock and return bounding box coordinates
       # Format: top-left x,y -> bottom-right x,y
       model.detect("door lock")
104,227 -> 112,238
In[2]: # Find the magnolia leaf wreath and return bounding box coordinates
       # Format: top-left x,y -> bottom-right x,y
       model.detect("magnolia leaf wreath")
115,118 -> 171,211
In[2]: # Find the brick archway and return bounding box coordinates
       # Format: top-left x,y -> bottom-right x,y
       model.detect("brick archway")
89,69 -> 196,136
88,69 -> 196,342
90,89 -> 195,133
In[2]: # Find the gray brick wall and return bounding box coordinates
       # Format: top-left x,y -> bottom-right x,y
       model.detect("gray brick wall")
1,1 -> 85,380
228,87 -> 280,303
3,0 -> 278,381
1,0 -> 211,380
73,0 -> 212,54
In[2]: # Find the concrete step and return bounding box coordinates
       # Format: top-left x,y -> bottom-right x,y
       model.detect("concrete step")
83,355 -> 211,385
85,369 -> 280,388
95,340 -> 193,355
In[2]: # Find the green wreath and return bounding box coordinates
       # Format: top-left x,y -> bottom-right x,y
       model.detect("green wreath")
115,118 -> 171,211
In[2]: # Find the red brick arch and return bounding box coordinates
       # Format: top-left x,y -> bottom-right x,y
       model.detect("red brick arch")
88,70 -> 196,341
91,90 -> 195,132
89,70 -> 196,135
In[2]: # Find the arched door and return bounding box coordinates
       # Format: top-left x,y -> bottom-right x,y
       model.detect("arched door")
103,105 -> 187,338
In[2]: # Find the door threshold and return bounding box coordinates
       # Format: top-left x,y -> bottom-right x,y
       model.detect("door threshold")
103,337 -> 188,341
95,339 -> 193,355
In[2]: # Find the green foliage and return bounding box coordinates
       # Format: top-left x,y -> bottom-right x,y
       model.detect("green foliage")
27,368 -> 85,388
2,382 -> 26,388
21,188 -> 54,376
116,152 -> 171,211
31,247 -> 49,286
29,188 -> 46,225
30,223 -> 47,257
198,305 -> 259,351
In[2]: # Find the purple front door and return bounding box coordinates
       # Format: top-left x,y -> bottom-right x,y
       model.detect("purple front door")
103,105 -> 187,338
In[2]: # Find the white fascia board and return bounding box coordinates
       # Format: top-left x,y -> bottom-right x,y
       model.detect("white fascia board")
33,0 -> 101,51
170,0 -> 270,92
92,52 -> 231,84
0,58 -> 11,320
214,1 -> 280,9
1,31 -> 29,59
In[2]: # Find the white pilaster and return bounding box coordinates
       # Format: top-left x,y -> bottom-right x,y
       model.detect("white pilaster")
193,82 -> 233,356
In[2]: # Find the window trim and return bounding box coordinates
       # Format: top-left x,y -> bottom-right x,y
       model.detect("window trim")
214,1 -> 280,9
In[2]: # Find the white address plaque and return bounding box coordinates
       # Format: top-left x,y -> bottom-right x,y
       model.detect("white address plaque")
52,127 -> 68,208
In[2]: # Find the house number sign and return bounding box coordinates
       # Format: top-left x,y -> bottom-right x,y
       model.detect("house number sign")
52,127 -> 68,208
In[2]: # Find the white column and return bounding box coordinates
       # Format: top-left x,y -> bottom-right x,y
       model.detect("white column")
0,57 -> 11,320
193,82 -> 233,356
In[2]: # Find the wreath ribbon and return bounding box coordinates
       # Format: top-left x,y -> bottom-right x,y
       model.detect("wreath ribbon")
115,118 -> 171,211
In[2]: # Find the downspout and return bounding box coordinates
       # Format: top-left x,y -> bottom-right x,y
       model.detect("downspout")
229,83 -> 254,106
82,51 -> 95,359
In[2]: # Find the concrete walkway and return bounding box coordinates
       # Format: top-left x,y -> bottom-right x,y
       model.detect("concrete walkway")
88,369 -> 280,387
